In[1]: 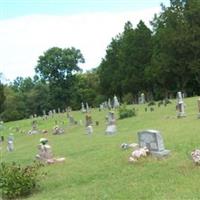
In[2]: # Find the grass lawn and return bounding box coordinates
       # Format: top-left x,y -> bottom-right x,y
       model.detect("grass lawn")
1,96 -> 200,200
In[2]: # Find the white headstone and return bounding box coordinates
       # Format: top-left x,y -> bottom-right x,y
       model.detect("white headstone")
177,91 -> 186,118
105,111 -> 117,135
113,95 -> 120,108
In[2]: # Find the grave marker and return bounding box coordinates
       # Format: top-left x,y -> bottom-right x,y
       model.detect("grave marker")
138,129 -> 170,157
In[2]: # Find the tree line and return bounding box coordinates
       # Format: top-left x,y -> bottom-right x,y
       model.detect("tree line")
0,0 -> 200,122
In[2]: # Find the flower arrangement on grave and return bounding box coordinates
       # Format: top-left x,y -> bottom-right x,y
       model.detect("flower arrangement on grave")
191,149 -> 200,165
129,147 -> 150,163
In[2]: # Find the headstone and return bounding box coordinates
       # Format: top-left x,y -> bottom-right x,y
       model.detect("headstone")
105,111 -> 117,135
36,138 -> 53,162
99,104 -> 104,111
138,93 -> 145,104
48,110 -> 53,118
43,110 -> 46,116
139,93 -> 145,104
85,114 -> 93,134
58,108 -> 60,113
113,95 -> 120,108
176,91 -> 186,118
81,102 -> 86,113
7,133 -> 14,152
197,98 -> 200,119
138,129 -> 170,158
36,138 -> 65,164
86,125 -> 93,134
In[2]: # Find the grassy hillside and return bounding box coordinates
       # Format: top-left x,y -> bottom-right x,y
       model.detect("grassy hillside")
1,96 -> 200,200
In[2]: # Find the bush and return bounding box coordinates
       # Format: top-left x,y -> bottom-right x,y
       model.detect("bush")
118,104 -> 136,119
148,101 -> 156,106
122,93 -> 133,104
0,162 -> 45,199
164,98 -> 172,105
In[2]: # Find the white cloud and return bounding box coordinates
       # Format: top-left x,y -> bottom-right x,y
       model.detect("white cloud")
0,7 -> 160,81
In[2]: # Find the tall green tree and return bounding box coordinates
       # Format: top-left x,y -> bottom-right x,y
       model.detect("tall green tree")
120,21 -> 152,97
98,34 -> 123,98
98,21 -> 152,100
0,75 -> 5,113
150,0 -> 200,97
35,47 -> 85,108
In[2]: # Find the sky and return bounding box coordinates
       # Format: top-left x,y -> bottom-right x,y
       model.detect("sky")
0,0 -> 169,82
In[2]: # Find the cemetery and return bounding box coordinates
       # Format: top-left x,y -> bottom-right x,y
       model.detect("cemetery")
0,0 -> 200,199
1,96 -> 200,199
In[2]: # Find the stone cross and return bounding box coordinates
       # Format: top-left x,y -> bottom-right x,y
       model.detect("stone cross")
138,129 -> 170,158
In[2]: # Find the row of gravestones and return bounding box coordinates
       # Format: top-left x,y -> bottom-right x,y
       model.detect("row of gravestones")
99,95 -> 120,111
142,91 -> 200,119
83,111 -> 117,135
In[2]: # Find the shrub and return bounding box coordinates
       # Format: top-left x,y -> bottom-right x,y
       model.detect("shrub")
148,101 -> 156,106
122,93 -> 133,104
164,98 -> 172,105
118,104 -> 136,119
0,162 -> 45,199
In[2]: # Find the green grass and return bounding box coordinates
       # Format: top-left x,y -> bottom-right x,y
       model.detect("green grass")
1,96 -> 200,199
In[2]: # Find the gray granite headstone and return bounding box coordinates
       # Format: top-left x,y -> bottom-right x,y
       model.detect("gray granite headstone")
138,129 -> 170,158
177,91 -> 186,118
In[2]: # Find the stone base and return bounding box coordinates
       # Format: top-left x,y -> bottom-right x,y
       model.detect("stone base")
177,113 -> 186,118
150,149 -> 170,158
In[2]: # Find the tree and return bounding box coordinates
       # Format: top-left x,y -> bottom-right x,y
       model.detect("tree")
98,34 -> 124,98
150,0 -> 200,97
98,21 -> 152,100
35,47 -> 85,108
0,73 -> 5,113
0,86 -> 26,121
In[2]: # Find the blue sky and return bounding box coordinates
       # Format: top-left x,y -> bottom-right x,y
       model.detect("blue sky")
1,0 -> 169,19
0,0 -> 170,81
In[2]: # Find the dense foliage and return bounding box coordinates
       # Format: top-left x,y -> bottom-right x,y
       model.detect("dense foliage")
98,0 -> 200,100
0,0 -> 200,122
0,162 -> 44,199
118,104 -> 136,119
